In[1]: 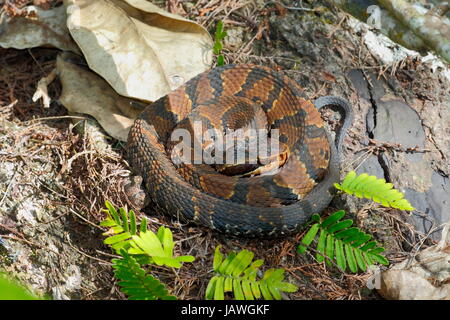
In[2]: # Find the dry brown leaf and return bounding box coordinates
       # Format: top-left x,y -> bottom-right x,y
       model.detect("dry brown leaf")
377,223 -> 450,300
57,52 -> 143,142
63,0 -> 213,102
0,4 -> 79,52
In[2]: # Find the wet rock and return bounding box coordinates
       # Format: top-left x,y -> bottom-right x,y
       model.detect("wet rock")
405,172 -> 450,237
371,99 -> 425,163
348,69 -> 371,101
355,154 -> 385,178
362,74 -> 448,239
347,65 -> 448,240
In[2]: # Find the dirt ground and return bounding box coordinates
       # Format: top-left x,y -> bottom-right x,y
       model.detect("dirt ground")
0,0 -> 449,300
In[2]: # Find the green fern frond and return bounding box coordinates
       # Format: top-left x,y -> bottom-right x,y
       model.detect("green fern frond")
101,201 -> 195,268
101,200 -> 143,253
334,171 -> 414,211
205,246 -> 298,300
128,226 -> 195,268
297,211 -> 389,273
112,251 -> 176,300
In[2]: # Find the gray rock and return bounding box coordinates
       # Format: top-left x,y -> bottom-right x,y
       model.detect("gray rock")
372,100 -> 425,163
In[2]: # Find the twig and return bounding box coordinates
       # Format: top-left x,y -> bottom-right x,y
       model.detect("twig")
66,234 -> 112,265
0,163 -> 19,206
0,232 -> 60,255
60,150 -> 96,174
69,208 -> 104,231
264,1 -> 317,12
25,115 -> 88,124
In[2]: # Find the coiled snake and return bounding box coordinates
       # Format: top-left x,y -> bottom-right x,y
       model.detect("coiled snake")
127,64 -> 352,237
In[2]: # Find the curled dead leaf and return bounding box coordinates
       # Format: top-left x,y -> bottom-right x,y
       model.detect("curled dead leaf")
57,52 -> 143,142
63,0 -> 213,102
377,223 -> 450,300
0,5 -> 79,52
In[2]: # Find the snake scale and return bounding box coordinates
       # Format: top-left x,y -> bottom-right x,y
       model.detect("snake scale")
127,64 -> 353,237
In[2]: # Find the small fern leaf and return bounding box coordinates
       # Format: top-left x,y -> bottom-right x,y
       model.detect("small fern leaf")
335,239 -> 346,271
325,234 -> 335,267
205,276 -> 218,300
371,253 -> 389,266
104,200 -> 121,225
335,171 -> 415,211
213,245 -> 223,271
340,229 -> 367,245
297,223 -> 320,254
118,207 -> 129,233
251,281 -> 261,299
316,229 -> 327,262
344,244 -> 358,273
321,210 -> 346,229
160,226 -> 175,258
298,210 -> 389,273
140,217 -> 149,232
259,281 -> 273,300
207,247 -> 297,300
104,232 -> 132,245
129,210 -> 137,235
335,170 -> 356,190
327,219 -> 353,234
227,250 -> 254,277
217,55 -> 225,66
335,227 -> 360,240
353,249 -> 367,272
244,259 -> 263,281
241,279 -> 254,300
215,21 -> 224,40
214,277 -> 225,300
352,234 -> 372,247
130,231 -> 162,256
129,227 -> 194,268
367,247 -> 389,265
262,269 -> 298,300
235,250 -> 255,277
101,201 -> 143,253
112,252 -> 176,300
233,278 -> 245,300
100,218 -> 117,228
311,213 -> 321,223
218,252 -> 237,274
363,251 -> 374,266
224,277 -> 233,292
360,241 -> 378,251
267,280 -> 282,300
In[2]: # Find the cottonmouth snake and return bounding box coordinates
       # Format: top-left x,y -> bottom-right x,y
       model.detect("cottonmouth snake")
127,64 -> 352,237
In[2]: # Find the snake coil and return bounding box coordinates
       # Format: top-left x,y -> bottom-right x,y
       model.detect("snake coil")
127,64 -> 353,237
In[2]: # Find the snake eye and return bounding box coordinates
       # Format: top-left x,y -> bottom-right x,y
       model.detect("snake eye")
252,97 -> 262,104
278,134 -> 288,143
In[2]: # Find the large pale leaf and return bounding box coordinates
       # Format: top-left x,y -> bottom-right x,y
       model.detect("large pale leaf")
57,52 -> 142,141
64,0 -> 213,102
